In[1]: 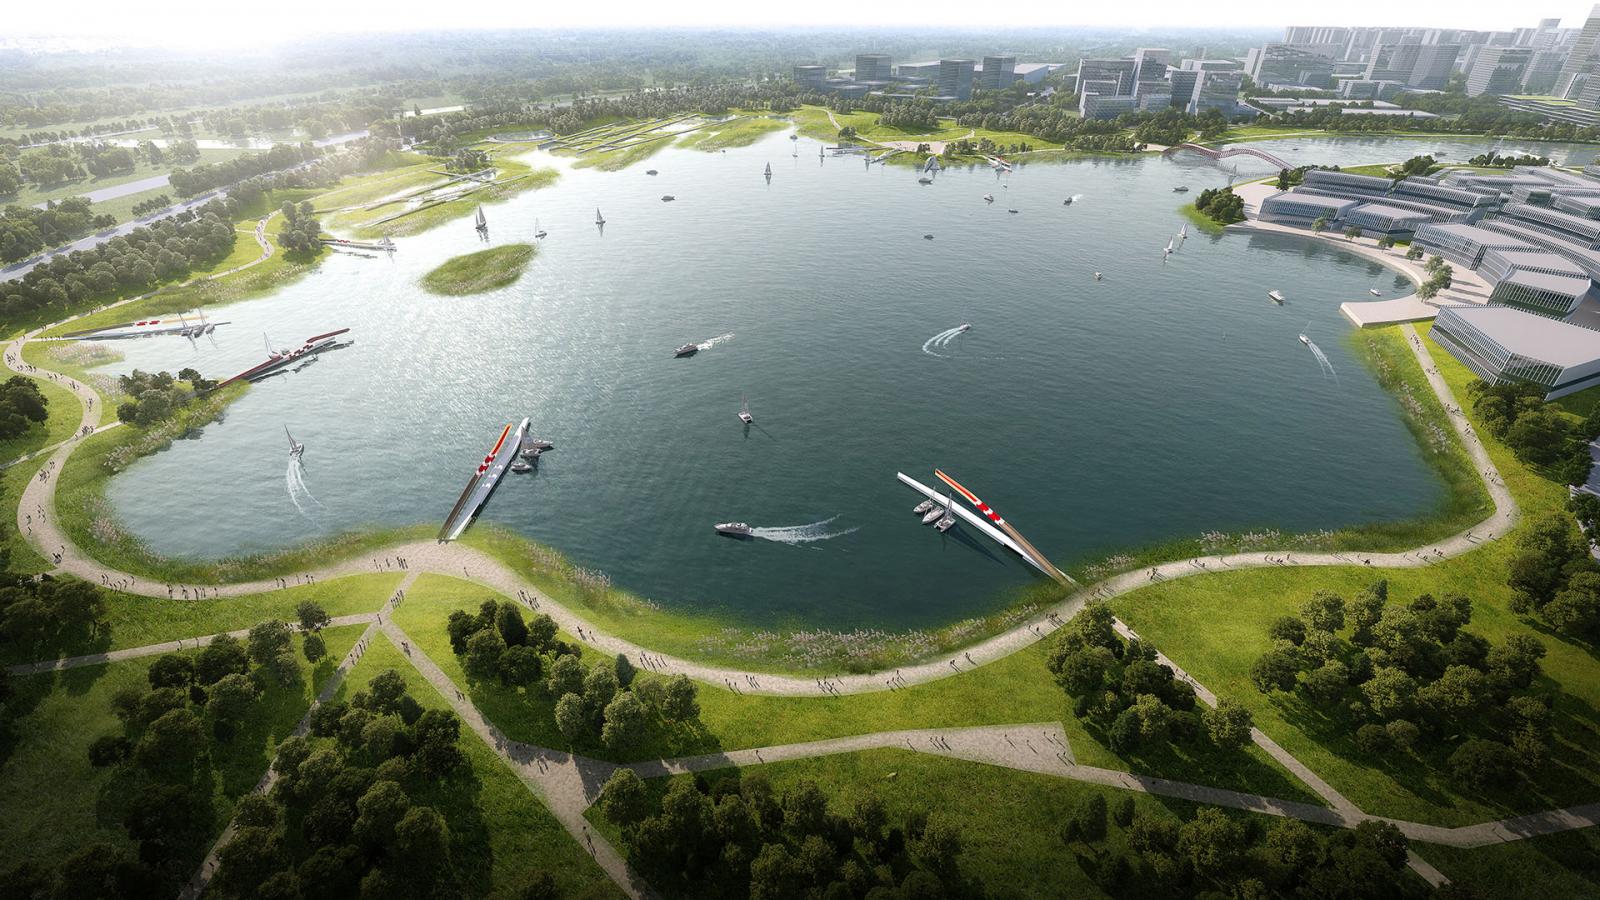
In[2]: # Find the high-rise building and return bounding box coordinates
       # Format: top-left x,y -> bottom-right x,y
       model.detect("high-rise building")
1248,43 -> 1337,87
1467,47 -> 1534,96
1167,69 -> 1200,111
1075,59 -> 1137,95
1523,49 -> 1567,92
1285,26 -> 1353,48
854,54 -> 892,82
979,55 -> 1017,90
1556,4 -> 1600,97
1410,44 -> 1460,89
792,65 -> 827,89
937,59 -> 976,100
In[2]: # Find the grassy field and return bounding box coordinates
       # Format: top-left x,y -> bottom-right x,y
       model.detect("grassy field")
569,138 -> 673,172
339,638 -> 625,899
676,116 -> 787,151
0,360 -> 84,464
390,574 -> 1321,805
1417,827 -> 1600,896
421,243 -> 537,296
340,154 -> 559,239
21,340 -> 126,426
0,623 -> 363,881
1106,324 -> 1600,827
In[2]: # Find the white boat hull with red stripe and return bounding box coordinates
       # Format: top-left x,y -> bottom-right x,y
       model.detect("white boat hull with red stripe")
438,417 -> 529,541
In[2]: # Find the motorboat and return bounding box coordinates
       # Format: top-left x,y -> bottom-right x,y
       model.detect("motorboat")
1094,272 -> 1103,281
1298,333 -> 1311,346
524,438 -> 555,451
918,176 -> 933,185
1268,290 -> 1286,304
510,460 -> 534,474
923,233 -> 934,240
957,323 -> 971,332
715,522 -> 754,538
1007,208 -> 1019,214
286,426 -> 304,460
646,169 -> 659,175
661,195 -> 675,202
1369,288 -> 1383,296
983,194 -> 994,203
1062,197 -> 1073,205
1173,186 -> 1189,193
913,499 -> 937,515
738,395 -> 753,424
674,343 -> 700,357
789,133 -> 798,140
519,446 -> 543,460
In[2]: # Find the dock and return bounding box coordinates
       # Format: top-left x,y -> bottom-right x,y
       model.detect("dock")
897,472 -> 1055,578
439,417 -> 529,541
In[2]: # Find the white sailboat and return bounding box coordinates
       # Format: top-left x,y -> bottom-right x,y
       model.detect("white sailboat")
286,426 -> 304,460
764,162 -> 772,177
534,218 -> 547,239
474,205 -> 487,232
1178,224 -> 1187,239
738,394 -> 753,424
595,208 -> 605,225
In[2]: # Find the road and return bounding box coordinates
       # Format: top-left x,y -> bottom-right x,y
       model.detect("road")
31,173 -> 173,209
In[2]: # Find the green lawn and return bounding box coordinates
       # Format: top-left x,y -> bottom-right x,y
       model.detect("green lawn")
568,138 -> 673,172
676,116 -> 787,151
339,153 -> 559,239
0,361 -> 83,464
390,574 -> 1320,805
1107,324 -> 1600,827
21,340 -> 126,426
0,623 -> 363,881
339,638 -> 624,899
421,244 -> 537,296
1417,828 -> 1600,897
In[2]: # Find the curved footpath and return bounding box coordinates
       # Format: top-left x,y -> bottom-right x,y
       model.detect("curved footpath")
8,234 -> 1593,896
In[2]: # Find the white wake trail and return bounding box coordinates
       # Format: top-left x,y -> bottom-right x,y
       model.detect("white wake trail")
286,458 -> 325,519
697,332 -> 735,350
748,515 -> 860,545
921,326 -> 966,357
1304,338 -> 1339,382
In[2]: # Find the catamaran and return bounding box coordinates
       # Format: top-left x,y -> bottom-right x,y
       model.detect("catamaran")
595,208 -> 605,225
738,395 -> 753,425
285,427 -> 304,460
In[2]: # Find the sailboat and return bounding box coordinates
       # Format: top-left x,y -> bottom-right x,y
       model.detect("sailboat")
738,394 -> 753,425
764,162 -> 772,177
1165,239 -> 1175,253
819,145 -> 825,159
595,208 -> 605,226
1178,224 -> 1187,239
934,491 -> 957,532
534,218 -> 547,239
286,426 -> 304,460
474,205 -> 487,234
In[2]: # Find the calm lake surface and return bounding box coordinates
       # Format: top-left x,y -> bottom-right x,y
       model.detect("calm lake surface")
95,131 -> 1564,630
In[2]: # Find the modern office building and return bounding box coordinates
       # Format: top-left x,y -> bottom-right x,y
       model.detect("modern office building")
896,60 -> 942,79
1167,69 -> 1200,111
854,54 -> 892,82
1521,49 -> 1568,93
1557,4 -> 1600,97
1079,93 -> 1141,119
1431,306 -> 1600,398
1247,44 -> 1338,87
1075,59 -> 1138,96
937,59 -> 976,100
1014,63 -> 1066,85
792,65 -> 828,89
1415,222 -> 1537,268
1195,72 -> 1245,113
1487,269 -> 1593,316
1341,203 -> 1434,238
1258,192 -> 1360,227
979,55 -> 1017,90
1339,79 -> 1405,100
1466,47 -> 1533,96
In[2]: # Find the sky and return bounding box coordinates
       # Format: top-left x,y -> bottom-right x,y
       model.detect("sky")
6,0 -> 1597,47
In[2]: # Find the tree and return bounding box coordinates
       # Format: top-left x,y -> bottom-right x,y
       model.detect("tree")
1449,738 -> 1516,790
1406,245 -> 1424,260
1300,590 -> 1345,633
463,629 -> 505,682
195,632 -> 250,684
1178,807 -> 1247,881
247,620 -> 294,665
354,779 -> 412,849
663,674 -> 700,722
749,843 -> 800,900
601,692 -> 646,750
296,601 -> 330,632
1203,698 -> 1254,751
1546,570 -> 1600,637
599,768 -> 650,830
134,708 -> 207,778
411,708 -> 467,777
88,734 -> 131,767
1344,225 -> 1362,241
500,644 -> 541,687
393,806 -> 452,877
614,653 -> 637,688
147,653 -> 195,690
584,665 -> 619,711
1311,216 -> 1329,234
1267,616 -> 1306,646
303,632 -> 327,664
1486,634 -> 1547,689
1250,649 -> 1299,693
1302,660 -> 1349,706
554,692 -> 589,742
1361,667 -> 1417,720
546,654 -> 585,697
206,672 -> 259,731
214,826 -> 286,896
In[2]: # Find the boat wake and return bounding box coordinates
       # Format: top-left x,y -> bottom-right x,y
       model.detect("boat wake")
286,458 -> 325,520
1303,338 -> 1339,382
748,516 -> 859,545
697,332 -> 735,351
921,325 -> 968,357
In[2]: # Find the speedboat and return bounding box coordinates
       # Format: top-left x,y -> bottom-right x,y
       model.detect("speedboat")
983,194 -> 994,203
1173,186 -> 1189,193
1298,334 -> 1311,346
923,233 -> 934,240
957,323 -> 971,332
674,343 -> 699,357
918,177 -> 933,185
1063,197 -> 1073,205
1268,290 -> 1286,304
510,460 -> 534,474
789,134 -> 798,140
524,438 -> 555,451
1094,272 -> 1103,281
646,169 -> 659,175
913,499 -> 937,515
715,522 -> 754,538
1369,288 -> 1383,296
519,446 -> 543,460
661,195 -> 676,202
1007,208 -> 1019,214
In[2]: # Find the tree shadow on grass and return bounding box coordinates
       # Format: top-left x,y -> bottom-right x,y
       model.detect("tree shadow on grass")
1077,716 -> 1321,807
407,763 -> 494,896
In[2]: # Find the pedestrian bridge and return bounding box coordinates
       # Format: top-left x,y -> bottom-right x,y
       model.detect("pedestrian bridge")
1163,142 -> 1294,172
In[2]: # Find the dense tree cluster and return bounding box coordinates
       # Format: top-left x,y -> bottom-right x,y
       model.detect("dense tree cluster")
1394,155 -> 1437,179
115,369 -> 213,428
205,668 -> 487,899
130,193 -> 173,218
0,197 -> 117,263
1415,255 -> 1455,301
1260,98 -> 1600,141
1193,187 -> 1245,225
0,376 -> 49,441
0,197 -> 238,327
1469,380 -> 1596,484
0,575 -> 106,657
599,767 -> 973,899
168,143 -> 317,197
1249,581 -> 1556,789
1061,795 -> 1420,898
1507,510 -> 1600,643
1046,605 -> 1254,754
448,600 -> 699,750
876,102 -> 942,132
1467,152 -> 1549,168
278,201 -> 323,255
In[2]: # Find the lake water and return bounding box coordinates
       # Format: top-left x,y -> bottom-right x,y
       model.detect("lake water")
93,131 -> 1540,630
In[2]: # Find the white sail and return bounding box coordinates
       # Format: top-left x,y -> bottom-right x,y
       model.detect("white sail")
595,207 -> 604,224
475,205 -> 486,228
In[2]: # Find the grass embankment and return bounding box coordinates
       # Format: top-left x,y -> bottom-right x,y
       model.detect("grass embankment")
676,115 -> 787,151
1108,323 -> 1600,827
388,574 -> 1321,805
0,624 -> 364,880
421,244 -> 537,296
338,639 -> 625,899
338,153 -> 559,239
21,340 -> 126,426
570,139 -> 673,172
